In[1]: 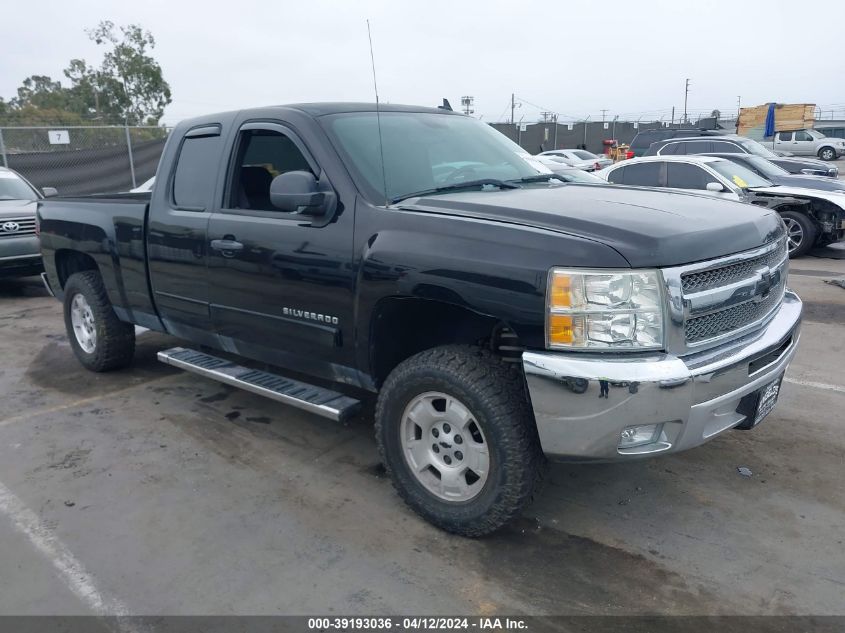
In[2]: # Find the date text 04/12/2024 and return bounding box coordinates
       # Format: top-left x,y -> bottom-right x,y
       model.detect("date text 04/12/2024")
307,617 -> 529,630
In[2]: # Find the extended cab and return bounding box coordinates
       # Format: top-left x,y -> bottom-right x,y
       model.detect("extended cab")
38,104 -> 802,536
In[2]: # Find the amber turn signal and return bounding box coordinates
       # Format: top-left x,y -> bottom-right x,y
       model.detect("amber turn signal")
550,273 -> 572,308
548,314 -> 573,345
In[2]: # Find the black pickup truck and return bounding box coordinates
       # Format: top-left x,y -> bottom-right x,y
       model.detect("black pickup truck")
38,103 -> 803,536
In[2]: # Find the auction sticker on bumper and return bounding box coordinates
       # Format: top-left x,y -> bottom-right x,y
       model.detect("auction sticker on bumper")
754,375 -> 783,426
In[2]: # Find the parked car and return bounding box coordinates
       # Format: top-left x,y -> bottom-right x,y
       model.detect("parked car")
535,157 -> 608,184
537,149 -> 612,171
38,103 -> 802,536
644,135 -> 839,178
0,167 -> 56,278
629,128 -> 728,157
597,155 -> 845,256
545,166 -> 607,184
765,129 -> 845,161
702,153 -> 845,193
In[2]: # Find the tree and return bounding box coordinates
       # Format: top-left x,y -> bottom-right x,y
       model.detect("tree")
3,21 -> 171,125
84,21 -> 172,125
710,109 -> 721,120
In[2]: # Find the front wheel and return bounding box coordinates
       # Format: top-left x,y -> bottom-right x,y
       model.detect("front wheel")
780,211 -> 817,258
63,271 -> 135,372
375,345 -> 545,537
818,147 -> 837,161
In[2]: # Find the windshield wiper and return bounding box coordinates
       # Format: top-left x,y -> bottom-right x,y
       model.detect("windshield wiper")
510,174 -> 567,184
390,179 -> 519,204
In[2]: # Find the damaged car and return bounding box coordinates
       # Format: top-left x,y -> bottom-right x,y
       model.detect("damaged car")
597,155 -> 845,256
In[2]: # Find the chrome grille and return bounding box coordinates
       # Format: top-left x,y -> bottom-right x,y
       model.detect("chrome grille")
662,234 -> 789,354
681,238 -> 788,293
685,278 -> 785,342
0,217 -> 37,237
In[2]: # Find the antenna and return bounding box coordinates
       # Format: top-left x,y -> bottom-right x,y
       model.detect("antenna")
367,19 -> 389,207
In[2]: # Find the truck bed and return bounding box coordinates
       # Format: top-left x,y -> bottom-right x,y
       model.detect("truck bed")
38,192 -> 163,331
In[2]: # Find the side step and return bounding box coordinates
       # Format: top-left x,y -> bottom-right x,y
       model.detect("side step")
157,347 -> 361,422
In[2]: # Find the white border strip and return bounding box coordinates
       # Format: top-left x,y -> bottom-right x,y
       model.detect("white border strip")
784,377 -> 845,394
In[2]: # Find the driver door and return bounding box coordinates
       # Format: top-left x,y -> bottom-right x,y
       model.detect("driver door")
206,121 -> 356,380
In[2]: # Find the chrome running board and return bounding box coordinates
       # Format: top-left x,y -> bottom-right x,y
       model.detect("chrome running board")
157,347 -> 361,422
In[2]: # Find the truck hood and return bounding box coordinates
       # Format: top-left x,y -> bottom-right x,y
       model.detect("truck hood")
401,184 -> 783,268
0,199 -> 38,218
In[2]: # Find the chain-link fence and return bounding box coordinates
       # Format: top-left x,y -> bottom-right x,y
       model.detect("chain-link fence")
0,125 -> 172,195
489,120 -> 676,155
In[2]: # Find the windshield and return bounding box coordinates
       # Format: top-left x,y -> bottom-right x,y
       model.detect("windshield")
323,112 -> 547,204
811,129 -> 826,138
741,155 -> 789,178
738,138 -> 779,159
570,150 -> 597,160
0,171 -> 38,201
710,160 -> 773,188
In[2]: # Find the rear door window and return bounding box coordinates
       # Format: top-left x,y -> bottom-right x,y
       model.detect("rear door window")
606,166 -> 625,184
711,141 -> 742,153
660,142 -> 682,155
172,132 -> 223,210
621,162 -> 662,187
666,163 -> 710,190
683,140 -> 712,154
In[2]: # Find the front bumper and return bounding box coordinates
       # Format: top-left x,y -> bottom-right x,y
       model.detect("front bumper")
0,235 -> 42,276
523,290 -> 802,461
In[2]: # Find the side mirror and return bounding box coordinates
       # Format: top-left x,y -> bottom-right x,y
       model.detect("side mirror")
42,187 -> 58,198
705,182 -> 725,192
269,171 -> 330,215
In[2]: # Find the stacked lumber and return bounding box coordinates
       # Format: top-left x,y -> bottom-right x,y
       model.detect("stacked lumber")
738,103 -> 816,138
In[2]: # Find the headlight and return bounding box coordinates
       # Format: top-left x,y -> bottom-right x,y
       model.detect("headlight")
547,269 -> 664,350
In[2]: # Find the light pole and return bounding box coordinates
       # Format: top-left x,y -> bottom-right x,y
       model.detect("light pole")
683,78 -> 690,124
582,115 -> 591,149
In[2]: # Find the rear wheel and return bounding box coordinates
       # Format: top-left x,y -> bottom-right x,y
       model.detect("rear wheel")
780,211 -> 817,258
63,271 -> 135,372
818,147 -> 836,161
375,345 -> 545,537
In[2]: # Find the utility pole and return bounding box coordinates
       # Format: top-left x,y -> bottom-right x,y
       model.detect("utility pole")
600,109 -> 608,122
683,78 -> 690,124
511,93 -> 515,125
460,96 -> 475,116
671,106 -> 675,127
737,95 -> 742,119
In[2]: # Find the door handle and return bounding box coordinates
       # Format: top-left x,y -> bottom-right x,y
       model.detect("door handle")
210,239 -> 244,252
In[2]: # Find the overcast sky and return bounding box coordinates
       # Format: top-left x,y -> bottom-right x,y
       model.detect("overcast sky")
3,0 -> 844,125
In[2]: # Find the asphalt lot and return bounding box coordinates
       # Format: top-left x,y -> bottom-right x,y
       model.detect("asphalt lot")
1,251 -> 844,618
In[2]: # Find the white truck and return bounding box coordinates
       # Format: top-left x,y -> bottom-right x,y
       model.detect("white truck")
767,129 -> 845,161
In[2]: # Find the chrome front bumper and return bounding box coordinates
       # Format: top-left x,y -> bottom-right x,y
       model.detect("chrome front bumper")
523,290 -> 802,461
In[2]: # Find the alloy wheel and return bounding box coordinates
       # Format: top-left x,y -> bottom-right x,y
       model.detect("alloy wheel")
783,217 -> 804,255
400,391 -> 489,502
70,293 -> 97,353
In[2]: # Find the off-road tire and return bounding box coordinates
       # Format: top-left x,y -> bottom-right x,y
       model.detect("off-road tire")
63,271 -> 135,372
818,147 -> 836,161
780,210 -> 817,258
375,345 -> 545,537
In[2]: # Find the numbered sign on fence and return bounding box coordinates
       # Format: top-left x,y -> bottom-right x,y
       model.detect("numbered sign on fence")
48,130 -> 70,145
